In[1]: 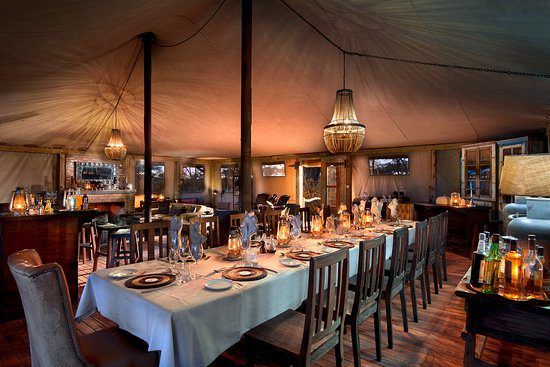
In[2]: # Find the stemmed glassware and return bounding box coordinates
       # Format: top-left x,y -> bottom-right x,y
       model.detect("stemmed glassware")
189,240 -> 204,280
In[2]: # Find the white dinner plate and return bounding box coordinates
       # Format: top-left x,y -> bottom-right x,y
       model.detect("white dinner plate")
321,246 -> 338,253
108,268 -> 138,279
204,278 -> 233,291
279,258 -> 301,267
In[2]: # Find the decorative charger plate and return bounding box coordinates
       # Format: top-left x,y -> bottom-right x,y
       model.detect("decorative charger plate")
322,240 -> 355,249
108,268 -> 138,279
222,267 -> 268,281
287,251 -> 321,261
125,273 -> 176,289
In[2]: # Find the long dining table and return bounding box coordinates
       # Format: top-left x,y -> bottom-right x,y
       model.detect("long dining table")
76,224 -> 416,367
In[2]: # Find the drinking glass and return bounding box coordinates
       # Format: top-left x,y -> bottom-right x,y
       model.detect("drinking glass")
190,242 -> 204,279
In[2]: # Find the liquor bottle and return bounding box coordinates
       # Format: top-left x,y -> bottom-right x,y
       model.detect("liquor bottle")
539,246 -> 550,297
522,235 -> 544,300
483,231 -> 491,253
470,233 -> 486,287
482,234 -> 501,293
82,193 -> 89,210
498,236 -> 512,283
502,239 -> 523,300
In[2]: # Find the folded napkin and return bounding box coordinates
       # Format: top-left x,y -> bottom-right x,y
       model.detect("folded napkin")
189,221 -> 207,259
290,214 -> 302,237
359,199 -> 366,212
388,198 -> 399,219
240,211 -> 258,246
371,197 -> 383,222
352,204 -> 361,226
337,203 -> 347,215
170,215 -> 183,249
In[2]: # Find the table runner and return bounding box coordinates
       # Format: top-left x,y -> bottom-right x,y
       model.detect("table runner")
76,229 -> 415,367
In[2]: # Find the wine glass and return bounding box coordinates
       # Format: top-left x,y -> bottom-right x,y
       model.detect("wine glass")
190,242 -> 204,279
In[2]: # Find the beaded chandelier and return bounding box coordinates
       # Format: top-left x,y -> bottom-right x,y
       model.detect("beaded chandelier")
104,109 -> 127,160
323,53 -> 366,154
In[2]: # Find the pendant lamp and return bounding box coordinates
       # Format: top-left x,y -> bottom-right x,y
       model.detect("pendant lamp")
323,52 -> 366,154
104,109 -> 127,160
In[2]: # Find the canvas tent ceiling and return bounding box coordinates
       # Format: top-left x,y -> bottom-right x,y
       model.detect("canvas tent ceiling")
0,0 -> 549,158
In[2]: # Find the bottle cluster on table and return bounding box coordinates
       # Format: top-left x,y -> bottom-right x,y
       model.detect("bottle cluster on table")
470,232 -> 548,300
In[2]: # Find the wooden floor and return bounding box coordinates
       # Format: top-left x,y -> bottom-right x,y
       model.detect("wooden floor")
1,251 -> 549,367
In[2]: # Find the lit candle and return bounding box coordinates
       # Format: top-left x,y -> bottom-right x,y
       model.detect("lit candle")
339,212 -> 351,232
277,220 -> 291,246
360,210 -> 373,228
311,215 -> 323,237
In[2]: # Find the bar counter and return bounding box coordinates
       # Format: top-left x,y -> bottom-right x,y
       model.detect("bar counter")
0,210 -> 101,321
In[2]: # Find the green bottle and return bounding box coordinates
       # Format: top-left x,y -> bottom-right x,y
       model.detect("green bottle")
482,234 -> 502,294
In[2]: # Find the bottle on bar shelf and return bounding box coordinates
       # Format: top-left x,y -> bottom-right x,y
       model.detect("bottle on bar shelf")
502,239 -> 523,300
483,231 -> 491,253
498,236 -> 511,284
482,233 -> 501,294
470,233 -> 487,287
538,245 -> 550,297
522,235 -> 544,300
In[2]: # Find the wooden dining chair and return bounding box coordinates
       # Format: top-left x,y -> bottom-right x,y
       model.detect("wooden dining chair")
131,221 -> 171,262
229,213 -> 245,228
245,249 -> 350,367
425,214 -> 441,304
198,216 -> 221,248
299,207 -> 312,232
406,220 -> 429,323
347,235 -> 386,364
263,207 -> 281,234
438,211 -> 449,285
382,226 -> 409,349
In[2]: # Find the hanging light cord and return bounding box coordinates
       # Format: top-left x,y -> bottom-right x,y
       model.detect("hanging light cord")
279,0 -> 550,79
342,51 -> 346,89
85,44 -> 143,152
155,0 -> 227,47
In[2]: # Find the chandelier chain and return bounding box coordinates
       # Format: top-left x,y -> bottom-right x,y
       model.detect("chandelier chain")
279,0 -> 550,79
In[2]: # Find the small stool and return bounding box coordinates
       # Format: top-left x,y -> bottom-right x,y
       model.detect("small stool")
78,223 -> 97,265
92,220 -> 110,272
108,229 -> 133,268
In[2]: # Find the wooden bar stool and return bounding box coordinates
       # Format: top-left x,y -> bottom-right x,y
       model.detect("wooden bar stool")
108,229 -> 132,268
78,222 -> 97,265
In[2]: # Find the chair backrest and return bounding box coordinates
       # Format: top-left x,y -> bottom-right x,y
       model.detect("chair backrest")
8,249 -> 88,366
254,193 -> 270,206
276,194 -> 291,206
409,220 -> 429,278
263,208 -> 281,234
301,249 -> 349,361
198,216 -> 221,248
439,211 -> 449,250
427,214 -> 441,262
229,213 -> 245,228
132,221 -> 172,262
299,207 -> 312,232
386,227 -> 409,291
351,236 -> 386,317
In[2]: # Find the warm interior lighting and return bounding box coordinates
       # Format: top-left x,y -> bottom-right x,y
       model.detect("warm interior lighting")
450,192 -> 461,206
227,231 -> 243,259
360,209 -> 373,228
500,154 -> 550,196
277,218 -> 291,246
104,128 -> 127,160
9,187 -> 28,214
324,89 -> 366,154
311,215 -> 323,237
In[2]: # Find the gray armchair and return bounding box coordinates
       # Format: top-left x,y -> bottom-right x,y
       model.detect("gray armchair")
8,249 -> 159,367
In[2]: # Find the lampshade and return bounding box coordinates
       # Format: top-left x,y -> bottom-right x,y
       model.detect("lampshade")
323,89 -> 366,154
104,128 -> 127,160
499,154 -> 550,196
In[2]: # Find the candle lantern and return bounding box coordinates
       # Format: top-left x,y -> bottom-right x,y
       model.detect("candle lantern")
9,187 -> 29,214
450,192 -> 461,207
276,217 -> 291,247
360,209 -> 373,228
339,211 -> 351,232
227,228 -> 243,260
311,215 -> 323,237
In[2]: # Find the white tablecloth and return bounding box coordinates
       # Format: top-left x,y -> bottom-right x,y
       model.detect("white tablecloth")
76,228 -> 415,367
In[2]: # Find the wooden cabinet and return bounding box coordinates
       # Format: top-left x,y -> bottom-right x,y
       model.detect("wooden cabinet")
461,142 -> 497,206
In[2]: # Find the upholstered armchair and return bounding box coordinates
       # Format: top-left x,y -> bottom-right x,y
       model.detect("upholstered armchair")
8,249 -> 159,367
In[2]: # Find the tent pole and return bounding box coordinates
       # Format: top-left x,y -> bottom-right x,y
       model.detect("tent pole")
140,32 -> 154,222
240,0 -> 253,212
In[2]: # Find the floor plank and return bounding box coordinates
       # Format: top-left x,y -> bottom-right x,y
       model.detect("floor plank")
1,251 -> 549,366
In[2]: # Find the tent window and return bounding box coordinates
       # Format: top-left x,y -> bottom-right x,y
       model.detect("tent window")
136,161 -> 165,194
262,162 -> 285,177
221,165 -> 239,193
179,164 -> 205,193
369,157 -> 409,176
